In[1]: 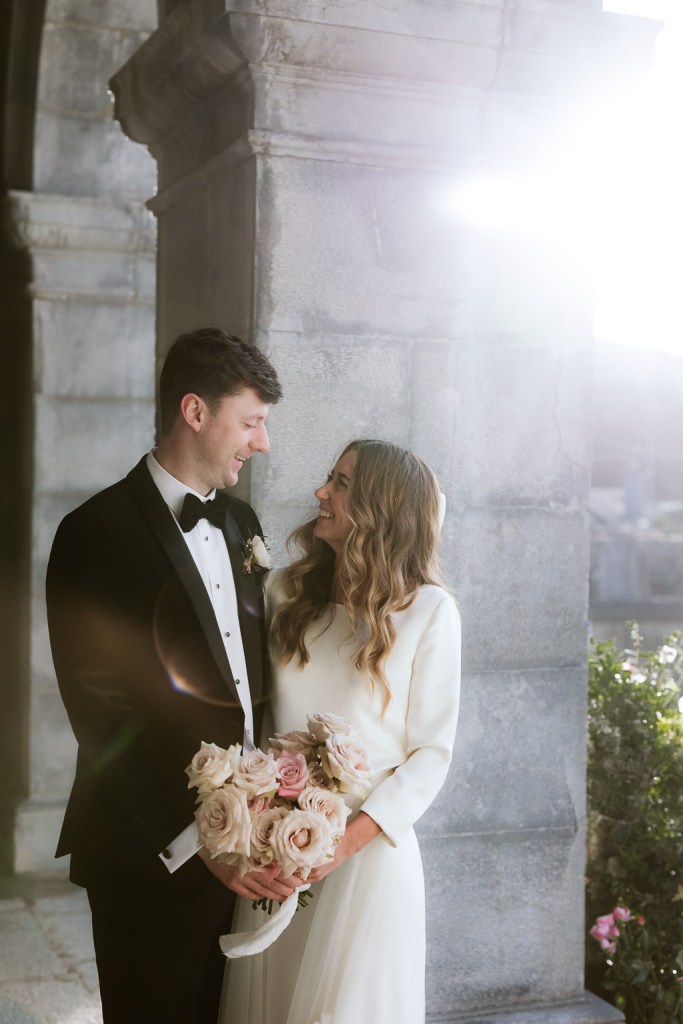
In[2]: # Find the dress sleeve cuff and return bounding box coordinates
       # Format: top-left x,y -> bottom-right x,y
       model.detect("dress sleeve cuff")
158,821 -> 201,873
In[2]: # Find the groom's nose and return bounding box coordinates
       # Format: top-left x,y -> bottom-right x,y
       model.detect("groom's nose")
251,423 -> 269,453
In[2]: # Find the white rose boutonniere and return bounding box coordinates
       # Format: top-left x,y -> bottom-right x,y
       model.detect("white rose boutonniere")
242,534 -> 271,575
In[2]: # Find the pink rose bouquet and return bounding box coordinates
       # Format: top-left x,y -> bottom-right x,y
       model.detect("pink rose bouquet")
186,712 -> 372,910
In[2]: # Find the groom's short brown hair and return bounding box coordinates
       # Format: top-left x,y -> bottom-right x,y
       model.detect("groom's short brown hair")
159,326 -> 282,435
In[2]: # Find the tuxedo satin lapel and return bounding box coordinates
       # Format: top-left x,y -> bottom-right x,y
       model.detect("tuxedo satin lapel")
221,508 -> 264,700
125,459 -> 239,701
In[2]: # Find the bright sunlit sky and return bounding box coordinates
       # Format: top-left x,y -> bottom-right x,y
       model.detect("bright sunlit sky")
446,0 -> 683,355
595,0 -> 683,353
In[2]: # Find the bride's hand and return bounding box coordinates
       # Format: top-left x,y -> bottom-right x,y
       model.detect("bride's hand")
197,847 -> 302,901
305,812 -> 382,883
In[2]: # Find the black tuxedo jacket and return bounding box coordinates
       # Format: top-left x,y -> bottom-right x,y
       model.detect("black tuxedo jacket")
46,457 -> 269,895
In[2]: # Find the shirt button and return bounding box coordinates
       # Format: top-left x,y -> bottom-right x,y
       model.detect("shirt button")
224,631 -> 230,638
235,678 -> 241,685
161,848 -> 172,860
215,583 -> 220,589
204,536 -> 209,542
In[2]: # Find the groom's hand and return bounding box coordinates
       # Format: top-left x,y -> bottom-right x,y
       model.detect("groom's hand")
197,847 -> 299,901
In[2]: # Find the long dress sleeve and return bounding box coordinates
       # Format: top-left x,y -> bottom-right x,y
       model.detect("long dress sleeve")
359,589 -> 461,847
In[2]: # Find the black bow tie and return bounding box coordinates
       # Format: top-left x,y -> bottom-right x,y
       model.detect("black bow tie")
178,492 -> 231,533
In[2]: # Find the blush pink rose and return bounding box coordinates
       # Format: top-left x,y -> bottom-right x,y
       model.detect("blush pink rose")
276,750 -> 310,799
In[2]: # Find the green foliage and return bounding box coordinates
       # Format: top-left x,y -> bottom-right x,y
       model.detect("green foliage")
586,625 -> 683,1024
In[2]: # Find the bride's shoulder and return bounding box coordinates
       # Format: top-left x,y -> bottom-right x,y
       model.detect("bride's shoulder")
410,584 -> 460,624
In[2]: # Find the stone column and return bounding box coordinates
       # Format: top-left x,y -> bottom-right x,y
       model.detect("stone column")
111,2 -> 658,1019
4,0 -> 158,872
7,190 -> 156,870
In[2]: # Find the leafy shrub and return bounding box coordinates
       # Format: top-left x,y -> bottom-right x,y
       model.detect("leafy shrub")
586,626 -> 683,1023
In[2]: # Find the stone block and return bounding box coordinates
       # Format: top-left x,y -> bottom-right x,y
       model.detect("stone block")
254,156 -> 473,339
31,248 -> 136,299
27,687 -> 77,802
46,0 -> 156,32
445,508 -> 590,673
446,341 -> 592,513
33,112 -> 156,198
35,300 -> 155,399
250,331 -> 412,509
407,340 -> 459,487
422,829 -> 585,1016
38,23 -> 122,117
135,252 -> 156,301
35,396 -> 154,494
419,668 -> 586,837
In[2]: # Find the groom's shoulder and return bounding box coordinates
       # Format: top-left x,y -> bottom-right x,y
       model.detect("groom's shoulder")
57,461 -> 143,531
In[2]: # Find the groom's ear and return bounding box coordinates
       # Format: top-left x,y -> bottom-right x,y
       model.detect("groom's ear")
179,393 -> 206,433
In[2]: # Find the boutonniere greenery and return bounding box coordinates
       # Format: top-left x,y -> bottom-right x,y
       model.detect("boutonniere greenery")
242,534 -> 271,576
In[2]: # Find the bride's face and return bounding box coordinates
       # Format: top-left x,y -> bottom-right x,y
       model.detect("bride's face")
313,450 -> 356,559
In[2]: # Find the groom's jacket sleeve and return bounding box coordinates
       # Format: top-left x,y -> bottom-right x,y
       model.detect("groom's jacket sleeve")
46,502 -> 212,859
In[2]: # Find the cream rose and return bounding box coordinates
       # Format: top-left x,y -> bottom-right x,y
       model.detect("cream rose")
269,809 -> 334,879
185,741 -> 239,795
321,733 -> 372,797
298,786 -> 350,837
232,750 -> 279,797
195,785 -> 251,860
307,712 -> 353,743
269,729 -> 318,755
250,805 -> 290,864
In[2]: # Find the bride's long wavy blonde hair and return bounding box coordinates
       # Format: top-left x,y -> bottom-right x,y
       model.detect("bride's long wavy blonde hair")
269,440 -> 446,711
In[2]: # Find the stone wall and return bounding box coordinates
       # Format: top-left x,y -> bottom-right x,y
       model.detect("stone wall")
7,0 -> 157,870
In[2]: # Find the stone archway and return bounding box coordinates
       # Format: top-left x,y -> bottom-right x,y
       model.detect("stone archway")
1,0 -> 157,872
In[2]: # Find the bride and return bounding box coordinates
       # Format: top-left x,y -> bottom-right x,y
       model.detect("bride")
221,439 -> 461,1024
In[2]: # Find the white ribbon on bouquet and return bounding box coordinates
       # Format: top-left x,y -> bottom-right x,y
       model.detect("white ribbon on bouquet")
219,884 -> 311,959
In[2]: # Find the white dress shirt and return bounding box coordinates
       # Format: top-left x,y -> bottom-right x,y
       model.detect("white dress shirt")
145,452 -> 255,871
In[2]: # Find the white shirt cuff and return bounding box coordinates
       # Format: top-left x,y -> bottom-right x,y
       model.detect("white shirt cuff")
158,821 -> 201,873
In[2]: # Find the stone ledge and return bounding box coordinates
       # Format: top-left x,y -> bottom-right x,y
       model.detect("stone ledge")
434,991 -> 622,1023
6,191 -> 156,254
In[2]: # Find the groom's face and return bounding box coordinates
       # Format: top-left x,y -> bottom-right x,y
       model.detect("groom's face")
195,386 -> 270,492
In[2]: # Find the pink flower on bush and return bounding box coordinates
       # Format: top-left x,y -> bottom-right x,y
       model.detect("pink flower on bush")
589,906 -> 644,957
275,750 -> 309,799
613,906 -> 632,922
589,913 -> 620,951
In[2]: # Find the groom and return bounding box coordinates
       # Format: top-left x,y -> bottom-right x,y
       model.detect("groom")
46,327 -> 296,1023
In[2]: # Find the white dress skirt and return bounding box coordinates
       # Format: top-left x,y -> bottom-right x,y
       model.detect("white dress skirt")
220,583 -> 461,1024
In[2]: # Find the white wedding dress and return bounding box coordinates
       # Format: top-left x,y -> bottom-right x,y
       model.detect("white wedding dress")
220,580 -> 461,1024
